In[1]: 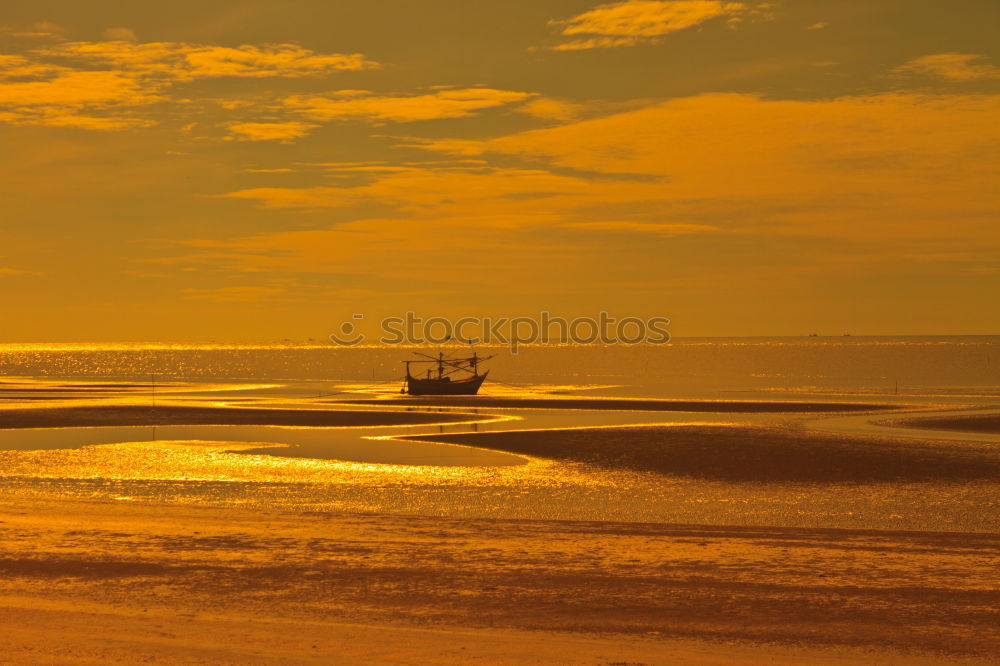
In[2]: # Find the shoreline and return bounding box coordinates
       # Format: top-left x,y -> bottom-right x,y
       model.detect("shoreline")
340,396 -> 903,412
894,414 -> 1000,435
0,404 -> 489,431
405,424 -> 1000,483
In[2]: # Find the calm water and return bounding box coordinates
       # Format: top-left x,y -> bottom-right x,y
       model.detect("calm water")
1,336 -> 997,397
1,337 -> 998,532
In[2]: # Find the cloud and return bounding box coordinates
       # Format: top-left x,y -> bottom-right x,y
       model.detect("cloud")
893,53 -> 1000,82
549,36 -> 648,51
408,92 -> 1000,242
220,166 -> 589,212
0,39 -> 379,131
807,22 -> 828,30
215,91 -> 1000,256
283,88 -> 534,123
226,121 -> 318,141
548,1 -> 769,50
0,110 -> 152,130
174,90 -> 1000,302
516,97 -> 585,122
564,221 -> 717,234
0,55 -> 67,81
0,22 -> 67,39
1,39 -> 526,136
41,41 -> 375,79
171,213 -> 584,286
0,267 -> 42,276
36,41 -> 376,80
181,286 -> 286,302
102,27 -> 138,42
0,70 -> 156,106
0,69 -> 161,129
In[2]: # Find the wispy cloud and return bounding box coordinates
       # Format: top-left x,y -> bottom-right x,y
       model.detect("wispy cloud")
0,267 -> 42,276
547,1 -> 770,50
564,221 -> 717,234
394,92 -> 1000,244
0,39 -> 378,131
283,88 -> 534,123
0,65 -> 160,129
169,212 -> 583,287
0,69 -> 159,106
0,22 -> 67,39
0,39 -> 530,137
181,286 -> 286,302
219,90 -> 1000,246
162,90 -> 1000,310
225,121 -> 319,141
0,55 -> 65,81
35,41 -> 376,80
516,97 -> 585,122
893,53 -> 1000,82
219,166 -> 587,211
101,27 -> 138,42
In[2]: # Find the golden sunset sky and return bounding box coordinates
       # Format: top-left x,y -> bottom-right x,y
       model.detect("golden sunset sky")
1,0 -> 998,341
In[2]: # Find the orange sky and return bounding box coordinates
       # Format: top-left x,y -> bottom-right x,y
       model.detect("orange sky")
1,1 -> 998,341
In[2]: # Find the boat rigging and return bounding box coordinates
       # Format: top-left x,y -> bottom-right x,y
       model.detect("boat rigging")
402,351 -> 494,395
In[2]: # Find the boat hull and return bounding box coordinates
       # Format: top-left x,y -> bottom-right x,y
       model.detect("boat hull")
406,372 -> 488,395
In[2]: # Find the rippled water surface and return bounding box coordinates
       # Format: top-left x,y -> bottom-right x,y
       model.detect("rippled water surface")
1,338 -> 998,532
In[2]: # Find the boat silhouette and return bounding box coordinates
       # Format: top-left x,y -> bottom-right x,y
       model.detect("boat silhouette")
403,351 -> 493,395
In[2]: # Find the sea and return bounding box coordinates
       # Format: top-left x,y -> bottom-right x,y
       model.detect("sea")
1,336 -> 997,532
1,335 -> 997,395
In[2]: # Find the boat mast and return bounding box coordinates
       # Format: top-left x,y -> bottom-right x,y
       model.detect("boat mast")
437,352 -> 444,379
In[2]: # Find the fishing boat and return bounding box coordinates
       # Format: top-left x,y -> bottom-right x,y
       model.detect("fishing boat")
403,351 -> 493,395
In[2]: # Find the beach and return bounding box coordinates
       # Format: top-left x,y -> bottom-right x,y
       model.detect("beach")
2,499 -> 997,665
0,340 -> 998,663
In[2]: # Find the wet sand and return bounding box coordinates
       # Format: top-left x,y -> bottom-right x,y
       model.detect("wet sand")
0,499 -> 996,664
896,414 -> 1000,435
0,404 -> 486,431
407,425 -> 1000,483
1,384 -> 997,663
342,396 -> 900,412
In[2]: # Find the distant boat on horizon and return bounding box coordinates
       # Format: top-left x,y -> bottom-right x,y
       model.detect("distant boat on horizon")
403,351 -> 493,395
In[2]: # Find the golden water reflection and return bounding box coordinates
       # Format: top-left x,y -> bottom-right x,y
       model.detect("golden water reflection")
0,378 -> 997,533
